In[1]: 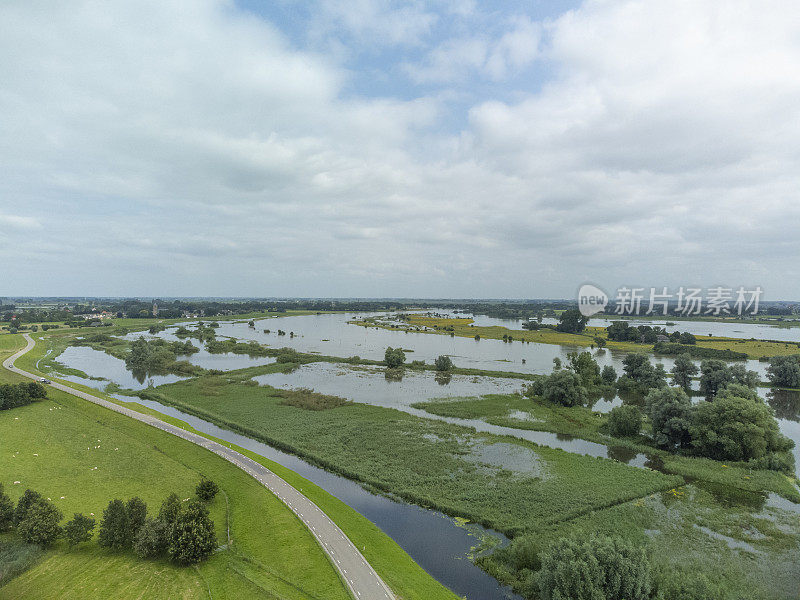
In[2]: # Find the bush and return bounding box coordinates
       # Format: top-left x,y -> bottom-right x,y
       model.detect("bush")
13,489 -> 44,526
158,493 -> 182,527
542,370 -> 587,407
126,497 -> 148,541
434,355 -> 453,372
134,518 -> 170,559
18,500 -> 62,547
196,479 -> 219,502
384,347 -> 406,368
168,501 -> 216,565
63,513 -> 95,548
98,499 -> 131,550
606,405 -> 642,437
536,536 -> 651,600
0,484 -> 14,532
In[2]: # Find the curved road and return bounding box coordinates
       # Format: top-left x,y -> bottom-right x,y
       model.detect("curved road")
4,334 -> 395,600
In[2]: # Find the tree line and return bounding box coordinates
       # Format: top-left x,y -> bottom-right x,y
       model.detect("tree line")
0,479 -> 219,566
525,351 -> 794,471
0,382 -> 47,411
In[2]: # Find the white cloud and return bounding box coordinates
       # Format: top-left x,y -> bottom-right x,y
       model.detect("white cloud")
1,0 -> 799,298
405,17 -> 542,83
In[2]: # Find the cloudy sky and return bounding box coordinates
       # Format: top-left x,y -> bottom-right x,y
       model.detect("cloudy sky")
2,0 -> 799,299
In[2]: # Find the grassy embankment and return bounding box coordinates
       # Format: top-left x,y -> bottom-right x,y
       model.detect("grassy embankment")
354,314 -> 800,359
3,333 -> 460,600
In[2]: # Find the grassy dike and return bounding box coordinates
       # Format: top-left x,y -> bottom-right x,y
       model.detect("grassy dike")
0,334 -> 456,600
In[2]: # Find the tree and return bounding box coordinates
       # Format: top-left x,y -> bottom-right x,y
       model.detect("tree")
690,393 -> 794,462
63,513 -> 95,548
679,332 -> 697,345
607,405 -> 642,437
126,497 -> 148,541
13,489 -> 44,526
168,500 -> 217,565
384,347 -> 406,368
134,518 -> 170,559
536,536 -> 651,600
566,351 -> 601,386
555,309 -> 589,334
600,365 -> 617,385
24,382 -> 47,399
159,493 -> 182,527
18,499 -> 62,546
0,483 -> 14,531
196,479 -> 219,502
618,354 -> 667,393
699,360 -> 758,399
434,355 -> 453,372
766,356 -> 800,388
542,370 -> 587,407
98,499 -> 131,550
670,354 -> 698,392
645,387 -> 693,449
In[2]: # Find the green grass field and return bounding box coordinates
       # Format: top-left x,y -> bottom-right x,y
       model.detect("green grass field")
1,333 -> 461,600
143,371 -> 682,536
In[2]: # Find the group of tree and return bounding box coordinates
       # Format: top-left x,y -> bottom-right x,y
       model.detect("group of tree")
0,382 -> 46,411
0,479 -> 219,566
0,486 -> 82,548
616,353 -> 668,395
384,347 -> 406,368
645,385 -> 793,468
606,321 -> 696,345
524,351 -> 618,407
766,355 -> 800,388
434,355 -> 453,372
124,337 -> 200,380
554,309 -> 589,334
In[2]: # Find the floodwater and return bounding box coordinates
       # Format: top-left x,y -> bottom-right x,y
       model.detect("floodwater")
111,394 -> 523,600
251,362 -> 654,468
460,311 -> 800,343
208,313 -> 771,379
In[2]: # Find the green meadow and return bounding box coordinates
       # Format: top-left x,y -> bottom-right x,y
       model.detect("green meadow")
0,333 -> 459,600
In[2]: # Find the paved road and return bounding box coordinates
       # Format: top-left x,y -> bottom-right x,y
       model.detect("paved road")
4,334 -> 395,600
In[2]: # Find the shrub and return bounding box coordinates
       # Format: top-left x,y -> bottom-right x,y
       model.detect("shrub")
13,489 -> 44,526
98,499 -> 131,550
18,500 -> 62,547
158,493 -> 182,527
536,536 -> 651,600
168,501 -> 216,565
0,483 -> 13,531
434,355 -> 453,372
134,518 -> 170,559
63,513 -> 95,548
196,479 -> 219,502
607,405 -> 642,437
126,497 -> 148,541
